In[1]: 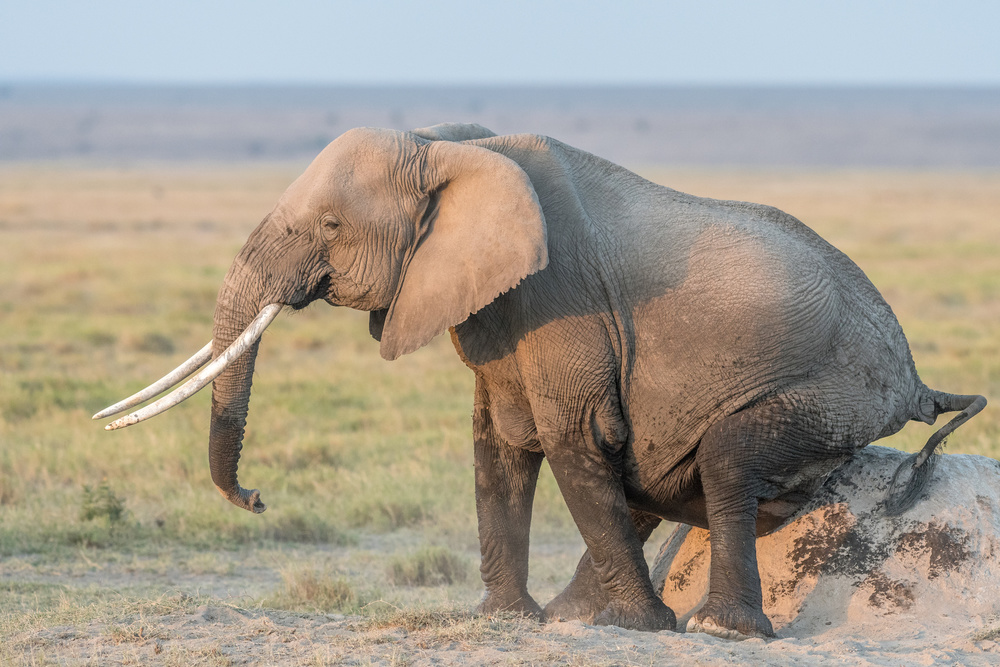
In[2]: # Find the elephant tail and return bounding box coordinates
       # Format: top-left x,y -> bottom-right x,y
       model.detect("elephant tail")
884,391 -> 987,516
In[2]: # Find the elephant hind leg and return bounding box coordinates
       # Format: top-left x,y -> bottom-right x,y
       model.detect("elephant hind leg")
690,398 -> 845,639
543,509 -> 662,624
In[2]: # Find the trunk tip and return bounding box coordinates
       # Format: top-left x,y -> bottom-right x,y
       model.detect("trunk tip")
217,485 -> 267,514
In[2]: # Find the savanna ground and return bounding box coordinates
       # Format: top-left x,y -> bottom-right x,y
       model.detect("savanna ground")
1,164 -> 998,665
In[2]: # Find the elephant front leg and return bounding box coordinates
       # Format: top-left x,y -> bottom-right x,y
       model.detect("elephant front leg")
473,399 -> 544,618
545,443 -> 675,632
543,509 -> 662,623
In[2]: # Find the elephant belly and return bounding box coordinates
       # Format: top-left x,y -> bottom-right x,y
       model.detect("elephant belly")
622,441 -> 849,535
622,447 -> 710,528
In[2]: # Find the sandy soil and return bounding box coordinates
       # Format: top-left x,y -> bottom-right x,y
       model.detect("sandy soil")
17,598 -> 1000,666
10,541 -> 999,667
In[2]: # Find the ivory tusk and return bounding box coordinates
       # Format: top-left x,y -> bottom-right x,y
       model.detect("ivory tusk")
103,304 -> 283,431
92,341 -> 214,419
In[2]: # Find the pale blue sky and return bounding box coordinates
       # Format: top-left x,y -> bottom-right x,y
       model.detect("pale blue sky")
1,0 -> 997,85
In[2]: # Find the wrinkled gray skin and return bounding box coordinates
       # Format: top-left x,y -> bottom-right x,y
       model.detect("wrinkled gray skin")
208,122 -> 981,638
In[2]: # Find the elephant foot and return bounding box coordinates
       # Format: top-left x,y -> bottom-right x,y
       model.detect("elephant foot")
592,597 -> 676,633
543,572 -> 607,624
543,591 -> 604,624
475,589 -> 543,619
544,579 -> 676,633
686,598 -> 774,640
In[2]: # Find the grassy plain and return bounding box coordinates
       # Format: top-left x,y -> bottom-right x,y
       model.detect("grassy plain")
0,164 -> 997,664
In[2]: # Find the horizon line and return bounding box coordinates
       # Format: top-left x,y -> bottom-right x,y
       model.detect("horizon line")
3,79 -> 1000,90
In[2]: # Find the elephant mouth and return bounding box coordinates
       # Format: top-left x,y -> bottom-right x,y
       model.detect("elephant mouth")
290,274 -> 334,311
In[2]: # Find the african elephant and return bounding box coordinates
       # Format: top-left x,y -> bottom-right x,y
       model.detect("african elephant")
97,122 -> 986,639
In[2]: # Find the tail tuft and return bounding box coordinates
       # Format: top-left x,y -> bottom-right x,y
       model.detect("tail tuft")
884,451 -> 939,516
883,393 -> 986,516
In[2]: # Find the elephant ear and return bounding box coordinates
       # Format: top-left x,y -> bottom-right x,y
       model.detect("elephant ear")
378,140 -> 548,361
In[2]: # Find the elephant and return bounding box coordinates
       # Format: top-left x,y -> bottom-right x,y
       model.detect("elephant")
96,122 -> 986,639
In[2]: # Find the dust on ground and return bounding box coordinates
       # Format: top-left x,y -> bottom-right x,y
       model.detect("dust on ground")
7,546 -> 999,666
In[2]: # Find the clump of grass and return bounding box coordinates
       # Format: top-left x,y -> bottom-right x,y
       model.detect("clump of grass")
84,330 -> 117,347
0,456 -> 20,506
361,607 -> 535,646
62,524 -> 136,550
80,481 -> 128,524
106,621 -> 165,645
267,440 -> 342,471
972,620 -> 1000,642
0,485 -> 18,506
362,607 -> 472,631
125,332 -> 176,355
388,546 -> 468,587
0,395 -> 37,422
347,499 -> 427,531
268,567 -> 357,612
261,509 -> 353,545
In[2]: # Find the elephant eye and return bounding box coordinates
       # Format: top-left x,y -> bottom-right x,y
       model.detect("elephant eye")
322,217 -> 341,235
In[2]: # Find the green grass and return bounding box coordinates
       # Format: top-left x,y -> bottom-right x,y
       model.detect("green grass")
0,165 -> 997,661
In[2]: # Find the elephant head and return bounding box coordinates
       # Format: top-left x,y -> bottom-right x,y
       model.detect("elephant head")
95,126 -> 547,513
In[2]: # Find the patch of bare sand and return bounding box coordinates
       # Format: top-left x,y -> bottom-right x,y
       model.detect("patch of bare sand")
14,602 -> 1000,666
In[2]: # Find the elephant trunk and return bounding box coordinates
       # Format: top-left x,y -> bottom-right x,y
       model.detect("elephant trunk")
209,258 -> 270,513
95,212 -> 316,513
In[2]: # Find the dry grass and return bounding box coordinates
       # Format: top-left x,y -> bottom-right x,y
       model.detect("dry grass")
972,623 -> 1000,643
388,546 -> 470,587
268,566 -> 358,612
359,607 -> 537,644
0,163 -> 997,663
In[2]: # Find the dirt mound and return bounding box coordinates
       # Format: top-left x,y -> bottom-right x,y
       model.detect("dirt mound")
651,446 -> 1000,639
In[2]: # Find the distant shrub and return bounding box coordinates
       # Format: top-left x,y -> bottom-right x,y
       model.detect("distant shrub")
79,480 -> 128,523
84,330 -> 117,347
347,499 -> 427,531
0,396 -> 36,422
128,333 -> 175,355
389,546 -> 468,587
276,441 -> 342,471
0,480 -> 18,506
262,509 -> 353,545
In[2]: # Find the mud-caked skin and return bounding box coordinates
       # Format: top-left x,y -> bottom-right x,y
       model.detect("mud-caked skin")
200,122 -> 986,638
